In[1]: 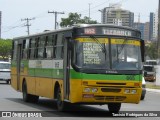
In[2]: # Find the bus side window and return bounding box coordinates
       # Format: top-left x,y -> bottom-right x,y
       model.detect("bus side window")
54,33 -> 64,59
45,35 -> 54,59
22,39 -> 28,59
37,36 -> 45,59
29,38 -> 36,59
12,41 -> 18,60
53,34 -> 58,58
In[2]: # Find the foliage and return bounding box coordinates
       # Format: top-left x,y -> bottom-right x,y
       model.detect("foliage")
0,39 -> 12,60
60,13 -> 97,27
145,41 -> 158,59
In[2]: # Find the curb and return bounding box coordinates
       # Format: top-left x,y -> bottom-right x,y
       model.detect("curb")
146,88 -> 160,93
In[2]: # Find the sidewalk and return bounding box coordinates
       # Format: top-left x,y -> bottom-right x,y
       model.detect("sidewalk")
146,88 -> 160,93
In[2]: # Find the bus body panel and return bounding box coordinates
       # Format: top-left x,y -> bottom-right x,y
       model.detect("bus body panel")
11,24 -> 144,112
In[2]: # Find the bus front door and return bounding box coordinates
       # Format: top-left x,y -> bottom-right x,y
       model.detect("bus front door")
63,39 -> 70,100
16,44 -> 22,90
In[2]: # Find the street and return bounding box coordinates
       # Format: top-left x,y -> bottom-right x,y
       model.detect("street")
0,82 -> 160,119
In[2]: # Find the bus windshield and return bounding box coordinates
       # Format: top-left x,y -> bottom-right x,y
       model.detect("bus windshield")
74,37 -> 142,72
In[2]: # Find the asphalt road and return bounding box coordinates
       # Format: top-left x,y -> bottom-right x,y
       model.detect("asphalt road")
0,81 -> 160,120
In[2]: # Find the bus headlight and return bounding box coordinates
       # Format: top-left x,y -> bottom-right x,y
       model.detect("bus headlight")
92,88 -> 98,93
84,88 -> 91,92
124,89 -> 130,93
131,90 -> 137,94
84,88 -> 98,93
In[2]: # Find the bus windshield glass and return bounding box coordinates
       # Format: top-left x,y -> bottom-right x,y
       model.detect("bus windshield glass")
111,39 -> 142,70
74,37 -> 142,71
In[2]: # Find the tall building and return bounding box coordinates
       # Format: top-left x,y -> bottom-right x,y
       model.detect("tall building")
149,11 -> 158,41
144,22 -> 150,40
100,4 -> 134,27
133,22 -> 145,39
133,22 -> 150,40
0,11 -> 1,39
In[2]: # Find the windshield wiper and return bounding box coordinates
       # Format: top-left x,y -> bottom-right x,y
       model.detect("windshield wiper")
117,37 -> 128,55
89,35 -> 106,53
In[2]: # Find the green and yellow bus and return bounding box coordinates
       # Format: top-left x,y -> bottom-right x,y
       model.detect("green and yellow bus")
11,24 -> 144,112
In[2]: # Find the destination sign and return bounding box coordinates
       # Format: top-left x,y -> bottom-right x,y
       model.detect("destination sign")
103,29 -> 132,36
74,26 -> 141,38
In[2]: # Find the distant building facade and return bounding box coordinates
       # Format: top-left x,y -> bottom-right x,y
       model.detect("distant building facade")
133,22 -> 145,40
133,22 -> 150,40
144,22 -> 150,40
100,4 -> 134,27
149,11 -> 158,41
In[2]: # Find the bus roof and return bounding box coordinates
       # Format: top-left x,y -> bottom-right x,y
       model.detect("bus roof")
13,24 -> 141,40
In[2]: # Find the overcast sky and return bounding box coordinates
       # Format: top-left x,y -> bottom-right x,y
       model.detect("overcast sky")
0,0 -> 158,39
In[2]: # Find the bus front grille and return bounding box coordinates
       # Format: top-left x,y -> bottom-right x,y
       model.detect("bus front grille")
101,88 -> 121,93
94,96 -> 126,101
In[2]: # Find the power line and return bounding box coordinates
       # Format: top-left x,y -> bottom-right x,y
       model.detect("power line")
21,18 -> 35,35
48,11 -> 64,30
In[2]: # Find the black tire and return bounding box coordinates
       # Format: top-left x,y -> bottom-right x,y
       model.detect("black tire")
141,95 -> 145,100
22,81 -> 39,103
6,80 -> 10,84
108,103 -> 121,113
56,87 -> 66,111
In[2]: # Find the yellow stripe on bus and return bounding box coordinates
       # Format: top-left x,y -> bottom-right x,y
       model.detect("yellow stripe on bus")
111,39 -> 140,46
75,38 -> 109,43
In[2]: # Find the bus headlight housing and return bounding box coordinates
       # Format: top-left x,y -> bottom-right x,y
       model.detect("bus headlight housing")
92,88 -> 98,93
124,89 -> 130,93
131,90 -> 137,94
84,88 -> 98,93
84,88 -> 90,92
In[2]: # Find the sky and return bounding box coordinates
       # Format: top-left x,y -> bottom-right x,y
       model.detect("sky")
0,0 -> 159,39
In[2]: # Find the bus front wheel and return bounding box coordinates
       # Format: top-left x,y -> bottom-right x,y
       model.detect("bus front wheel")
108,103 -> 121,113
22,81 -> 39,103
56,87 -> 66,111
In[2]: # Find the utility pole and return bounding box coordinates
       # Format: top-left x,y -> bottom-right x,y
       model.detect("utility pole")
21,18 -> 35,35
88,3 -> 92,23
158,0 -> 160,58
48,11 -> 64,30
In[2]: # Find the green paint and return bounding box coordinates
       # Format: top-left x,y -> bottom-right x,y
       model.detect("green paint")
29,68 -> 63,78
70,69 -> 142,81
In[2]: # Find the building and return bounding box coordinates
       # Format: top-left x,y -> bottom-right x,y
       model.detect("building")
100,4 -> 134,27
149,11 -> 158,41
133,22 -> 145,39
133,22 -> 150,40
0,11 -> 1,39
144,22 -> 150,40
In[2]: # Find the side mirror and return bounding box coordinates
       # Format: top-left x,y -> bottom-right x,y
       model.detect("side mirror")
141,40 -> 145,62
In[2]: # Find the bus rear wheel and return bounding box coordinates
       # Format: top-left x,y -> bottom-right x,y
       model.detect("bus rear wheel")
108,103 -> 121,113
56,87 -> 66,111
22,81 -> 39,103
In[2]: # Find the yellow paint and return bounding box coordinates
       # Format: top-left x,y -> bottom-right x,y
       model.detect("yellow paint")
11,67 -> 141,104
69,79 -> 142,104
111,39 -> 140,46
11,75 -> 18,90
75,38 -> 109,43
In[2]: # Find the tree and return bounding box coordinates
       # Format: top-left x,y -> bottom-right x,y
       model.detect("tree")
145,41 -> 158,59
60,12 -> 98,27
0,39 -> 12,60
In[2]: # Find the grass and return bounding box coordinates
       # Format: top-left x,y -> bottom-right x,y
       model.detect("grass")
146,83 -> 160,89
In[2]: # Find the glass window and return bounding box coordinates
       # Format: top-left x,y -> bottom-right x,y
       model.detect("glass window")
74,38 -> 109,69
12,41 -> 18,60
0,63 -> 10,69
111,39 -> 142,70
54,33 -> 64,59
45,35 -> 54,59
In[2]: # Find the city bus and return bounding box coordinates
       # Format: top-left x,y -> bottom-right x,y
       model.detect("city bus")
11,24 -> 144,113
